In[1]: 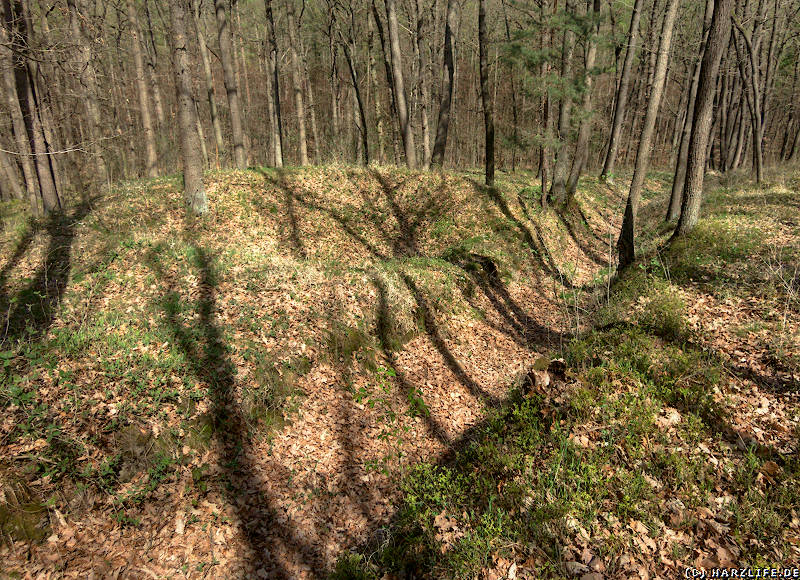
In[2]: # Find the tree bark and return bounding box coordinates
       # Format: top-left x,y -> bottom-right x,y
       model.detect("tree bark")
67,0 -> 108,189
617,0 -> 680,270
169,0 -> 207,214
127,0 -> 159,178
550,0 -> 576,203
385,0 -> 417,168
0,148 -> 23,200
566,0 -> 601,197
2,0 -> 60,214
0,6 -> 38,213
192,0 -> 224,164
265,0 -> 283,167
214,0 -> 247,169
430,0 -> 457,168
672,0 -> 734,238
666,0 -> 714,220
478,0 -> 494,186
601,0 -> 643,181
285,0 -> 309,166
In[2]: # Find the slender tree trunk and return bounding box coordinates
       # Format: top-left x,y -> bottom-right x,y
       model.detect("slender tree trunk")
733,18 -> 764,183
430,0 -> 457,168
666,0 -> 714,220
3,0 -> 60,214
169,0 -> 207,214
672,0 -> 734,238
617,0 -> 680,270
566,0 -> 601,197
478,0 -> 494,185
127,0 -> 158,178
192,0 -> 224,164
265,0 -> 283,167
285,0 -> 308,166
68,0 -> 108,189
299,33 -> 320,164
0,6 -> 38,213
385,0 -> 417,168
341,36 -> 369,166
550,0 -> 576,202
214,0 -> 247,169
601,0 -> 643,181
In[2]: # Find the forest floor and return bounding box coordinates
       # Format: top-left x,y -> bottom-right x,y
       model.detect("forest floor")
0,165 -> 797,578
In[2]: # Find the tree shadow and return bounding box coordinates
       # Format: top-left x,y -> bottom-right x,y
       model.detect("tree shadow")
1,199 -> 94,345
469,179 -> 580,289
153,238 -> 326,578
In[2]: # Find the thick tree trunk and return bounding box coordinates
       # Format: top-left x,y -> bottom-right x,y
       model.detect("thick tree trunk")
127,0 -> 159,178
342,37 -> 369,166
169,0 -> 207,214
617,0 -> 680,270
666,0 -> 714,220
265,0 -> 283,167
601,0 -> 643,181
285,0 -> 308,166
430,0 -> 457,168
672,0 -> 734,238
67,0 -> 108,189
192,0 -> 224,164
214,0 -> 247,169
478,0 -> 494,186
385,0 -> 417,168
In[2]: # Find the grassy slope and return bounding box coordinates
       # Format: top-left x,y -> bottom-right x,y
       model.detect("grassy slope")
0,166 -> 797,577
333,170 -> 800,578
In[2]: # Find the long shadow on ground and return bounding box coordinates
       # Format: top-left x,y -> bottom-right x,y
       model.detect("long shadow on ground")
153,237 -> 326,578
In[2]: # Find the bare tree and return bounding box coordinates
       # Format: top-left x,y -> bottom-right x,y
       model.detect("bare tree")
478,0 -> 494,185
600,0 -> 643,181
169,0 -> 207,214
385,0 -> 417,168
430,0 -> 458,168
127,0 -> 159,178
192,0 -> 224,163
68,0 -> 108,188
285,0 -> 309,166
618,0 -> 681,269
214,0 -> 247,169
673,0 -> 734,238
265,0 -> 283,167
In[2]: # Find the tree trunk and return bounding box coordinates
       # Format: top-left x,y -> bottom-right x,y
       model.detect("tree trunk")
169,0 -> 207,214
385,0 -> 417,169
127,0 -> 159,178
666,0 -> 714,220
550,0 -> 576,203
192,0 -> 224,164
285,0 -> 308,166
0,6 -> 38,213
265,0 -> 283,167
733,18 -> 763,183
430,0 -> 457,168
566,0 -> 601,197
672,0 -> 734,238
601,0 -> 643,181
478,0 -> 494,186
2,0 -> 60,214
0,148 -> 23,200
341,35 -> 369,166
617,0 -> 680,270
214,0 -> 247,169
67,0 -> 108,189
